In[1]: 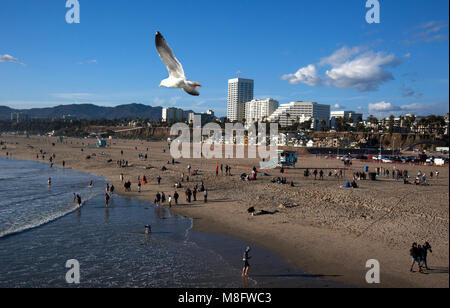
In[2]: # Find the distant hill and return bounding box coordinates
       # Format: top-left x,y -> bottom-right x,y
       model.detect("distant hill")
0,103 -> 169,121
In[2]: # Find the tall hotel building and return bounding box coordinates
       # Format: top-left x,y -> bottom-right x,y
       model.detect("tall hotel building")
227,78 -> 254,122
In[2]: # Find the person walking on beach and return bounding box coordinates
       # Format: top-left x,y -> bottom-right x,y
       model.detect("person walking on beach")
187,188 -> 192,203
410,243 -> 423,273
120,173 -> 124,182
168,195 -> 172,208
76,194 -> 82,208
105,192 -> 110,207
319,170 -> 324,180
174,191 -> 179,205
422,242 -> 433,270
204,189 -> 208,203
161,192 -> 166,204
110,185 -> 115,195
193,187 -> 197,201
157,175 -> 162,185
242,247 -> 251,277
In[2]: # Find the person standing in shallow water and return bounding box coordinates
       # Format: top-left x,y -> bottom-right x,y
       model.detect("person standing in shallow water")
242,247 -> 251,277
105,192 -> 110,207
76,194 -> 82,208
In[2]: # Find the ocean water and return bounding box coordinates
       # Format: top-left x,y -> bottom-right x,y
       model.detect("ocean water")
0,159 -> 341,288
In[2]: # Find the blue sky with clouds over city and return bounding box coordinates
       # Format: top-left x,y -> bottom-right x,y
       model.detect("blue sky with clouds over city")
0,0 -> 448,118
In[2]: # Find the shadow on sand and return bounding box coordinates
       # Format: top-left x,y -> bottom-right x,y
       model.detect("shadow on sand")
426,267 -> 449,275
252,273 -> 343,279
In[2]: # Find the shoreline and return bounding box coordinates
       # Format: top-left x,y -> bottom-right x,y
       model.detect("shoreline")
0,158 -> 343,288
1,136 -> 448,288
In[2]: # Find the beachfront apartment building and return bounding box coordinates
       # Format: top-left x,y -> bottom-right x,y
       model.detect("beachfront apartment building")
330,111 -> 363,124
227,78 -> 254,122
267,101 -> 331,129
162,107 -> 185,123
244,98 -> 279,124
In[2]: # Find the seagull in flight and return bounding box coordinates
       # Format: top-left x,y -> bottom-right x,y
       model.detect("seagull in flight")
155,31 -> 202,96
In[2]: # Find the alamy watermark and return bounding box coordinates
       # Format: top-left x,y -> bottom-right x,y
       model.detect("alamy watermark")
365,259 -> 381,284
169,115 -> 279,161
366,0 -> 380,24
65,259 -> 80,284
65,0 -> 80,24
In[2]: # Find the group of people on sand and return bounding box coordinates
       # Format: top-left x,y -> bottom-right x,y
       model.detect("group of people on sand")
181,183 -> 208,204
410,242 -> 433,273
152,185 -> 208,208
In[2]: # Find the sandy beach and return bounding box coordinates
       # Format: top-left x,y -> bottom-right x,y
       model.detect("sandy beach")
2,135 -> 448,288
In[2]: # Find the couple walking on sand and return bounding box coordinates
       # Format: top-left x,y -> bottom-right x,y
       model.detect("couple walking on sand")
410,242 -> 432,273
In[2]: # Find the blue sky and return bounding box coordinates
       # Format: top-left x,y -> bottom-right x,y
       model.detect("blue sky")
0,0 -> 448,118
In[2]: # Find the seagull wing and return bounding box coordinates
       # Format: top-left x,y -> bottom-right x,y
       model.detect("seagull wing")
155,31 -> 185,79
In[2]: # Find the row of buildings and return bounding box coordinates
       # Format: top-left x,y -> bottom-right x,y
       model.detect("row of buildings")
162,77 -> 447,134
227,78 -> 355,130
162,107 -> 216,126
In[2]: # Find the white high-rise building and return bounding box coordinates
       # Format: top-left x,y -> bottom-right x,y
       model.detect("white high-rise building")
267,101 -> 331,129
162,107 -> 184,123
244,98 -> 279,124
227,78 -> 254,122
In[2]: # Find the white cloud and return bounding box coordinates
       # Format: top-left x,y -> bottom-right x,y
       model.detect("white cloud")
77,59 -> 98,65
369,101 -> 400,113
319,46 -> 362,66
52,93 -> 94,100
283,46 -> 400,92
153,97 -> 165,106
0,54 -> 24,65
368,101 -> 449,117
281,64 -> 322,86
169,96 -> 182,106
325,51 -> 399,91
403,21 -> 448,45
332,104 -> 345,109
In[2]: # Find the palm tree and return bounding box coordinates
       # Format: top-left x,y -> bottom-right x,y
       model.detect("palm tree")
320,120 -> 327,132
388,115 -> 395,133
